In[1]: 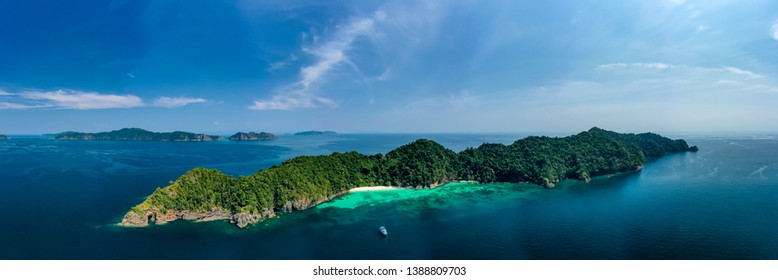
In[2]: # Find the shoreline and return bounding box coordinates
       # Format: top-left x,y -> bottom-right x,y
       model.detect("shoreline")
348,186 -> 401,193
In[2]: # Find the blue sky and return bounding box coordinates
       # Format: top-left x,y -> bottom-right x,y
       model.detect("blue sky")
1,0 -> 778,134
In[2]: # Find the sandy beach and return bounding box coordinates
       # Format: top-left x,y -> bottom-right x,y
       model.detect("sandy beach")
349,186 -> 400,193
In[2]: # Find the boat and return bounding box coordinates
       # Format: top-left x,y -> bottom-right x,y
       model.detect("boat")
379,226 -> 388,236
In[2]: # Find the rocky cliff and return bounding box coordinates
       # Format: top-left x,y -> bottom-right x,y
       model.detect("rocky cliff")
121,191 -> 347,228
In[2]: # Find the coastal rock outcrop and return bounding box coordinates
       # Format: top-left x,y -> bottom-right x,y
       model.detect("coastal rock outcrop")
121,207 -> 273,228
230,212 -> 273,228
0,135 -> 7,140
280,191 -> 350,212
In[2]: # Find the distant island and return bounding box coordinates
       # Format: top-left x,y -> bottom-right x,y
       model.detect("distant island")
43,131 -> 79,139
294,130 -> 336,136
55,128 -> 224,141
0,135 -> 7,140
229,132 -> 278,141
122,127 -> 698,228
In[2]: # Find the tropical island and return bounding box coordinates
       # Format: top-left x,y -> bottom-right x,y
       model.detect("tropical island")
294,130 -> 337,136
55,128 -> 224,141
0,135 -> 7,140
229,132 -> 278,141
121,127 -> 698,228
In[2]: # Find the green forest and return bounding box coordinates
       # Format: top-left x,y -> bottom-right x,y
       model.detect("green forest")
124,127 -> 697,227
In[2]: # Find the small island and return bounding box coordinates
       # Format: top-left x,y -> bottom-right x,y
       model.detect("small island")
0,135 -> 8,140
121,127 -> 697,228
229,132 -> 278,141
294,130 -> 336,136
43,131 -> 78,139
55,128 -> 223,141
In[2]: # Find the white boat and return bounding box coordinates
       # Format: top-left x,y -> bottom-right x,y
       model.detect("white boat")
379,226 -> 388,236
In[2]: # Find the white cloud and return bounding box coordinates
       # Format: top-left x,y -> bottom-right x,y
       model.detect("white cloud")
266,61 -> 290,72
153,96 -> 207,108
723,67 -> 763,79
597,63 -> 763,78
376,67 -> 392,81
249,93 -> 335,111
298,18 -> 375,92
0,89 -> 212,110
250,12 -> 383,111
0,102 -> 45,110
771,21 -> 778,41
597,63 -> 675,70
22,90 -> 143,110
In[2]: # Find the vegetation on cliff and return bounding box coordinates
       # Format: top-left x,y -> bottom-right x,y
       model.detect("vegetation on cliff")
55,128 -> 223,141
122,127 -> 697,228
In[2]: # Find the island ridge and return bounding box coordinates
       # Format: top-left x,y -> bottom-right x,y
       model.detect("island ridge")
55,128 -> 224,141
294,131 -> 337,136
229,132 -> 278,141
52,128 -> 283,142
121,127 -> 698,228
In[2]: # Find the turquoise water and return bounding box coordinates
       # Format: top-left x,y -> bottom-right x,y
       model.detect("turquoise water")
1,133 -> 777,259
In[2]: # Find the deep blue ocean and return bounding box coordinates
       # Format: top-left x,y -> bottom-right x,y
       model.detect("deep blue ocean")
1,133 -> 777,259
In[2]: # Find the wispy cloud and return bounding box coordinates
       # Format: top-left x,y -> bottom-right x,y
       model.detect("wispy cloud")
596,63 -> 764,78
0,89 -> 212,110
154,97 -> 207,108
722,67 -> 763,79
266,61 -> 290,72
250,93 -> 336,111
0,102 -> 46,110
21,90 -> 143,110
250,12 -> 384,111
772,20 -> 778,41
597,63 -> 674,70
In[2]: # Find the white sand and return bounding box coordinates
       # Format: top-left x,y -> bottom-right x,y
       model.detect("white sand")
349,186 -> 400,193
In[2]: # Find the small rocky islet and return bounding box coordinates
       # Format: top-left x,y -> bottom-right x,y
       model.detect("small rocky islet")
228,132 -> 278,141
